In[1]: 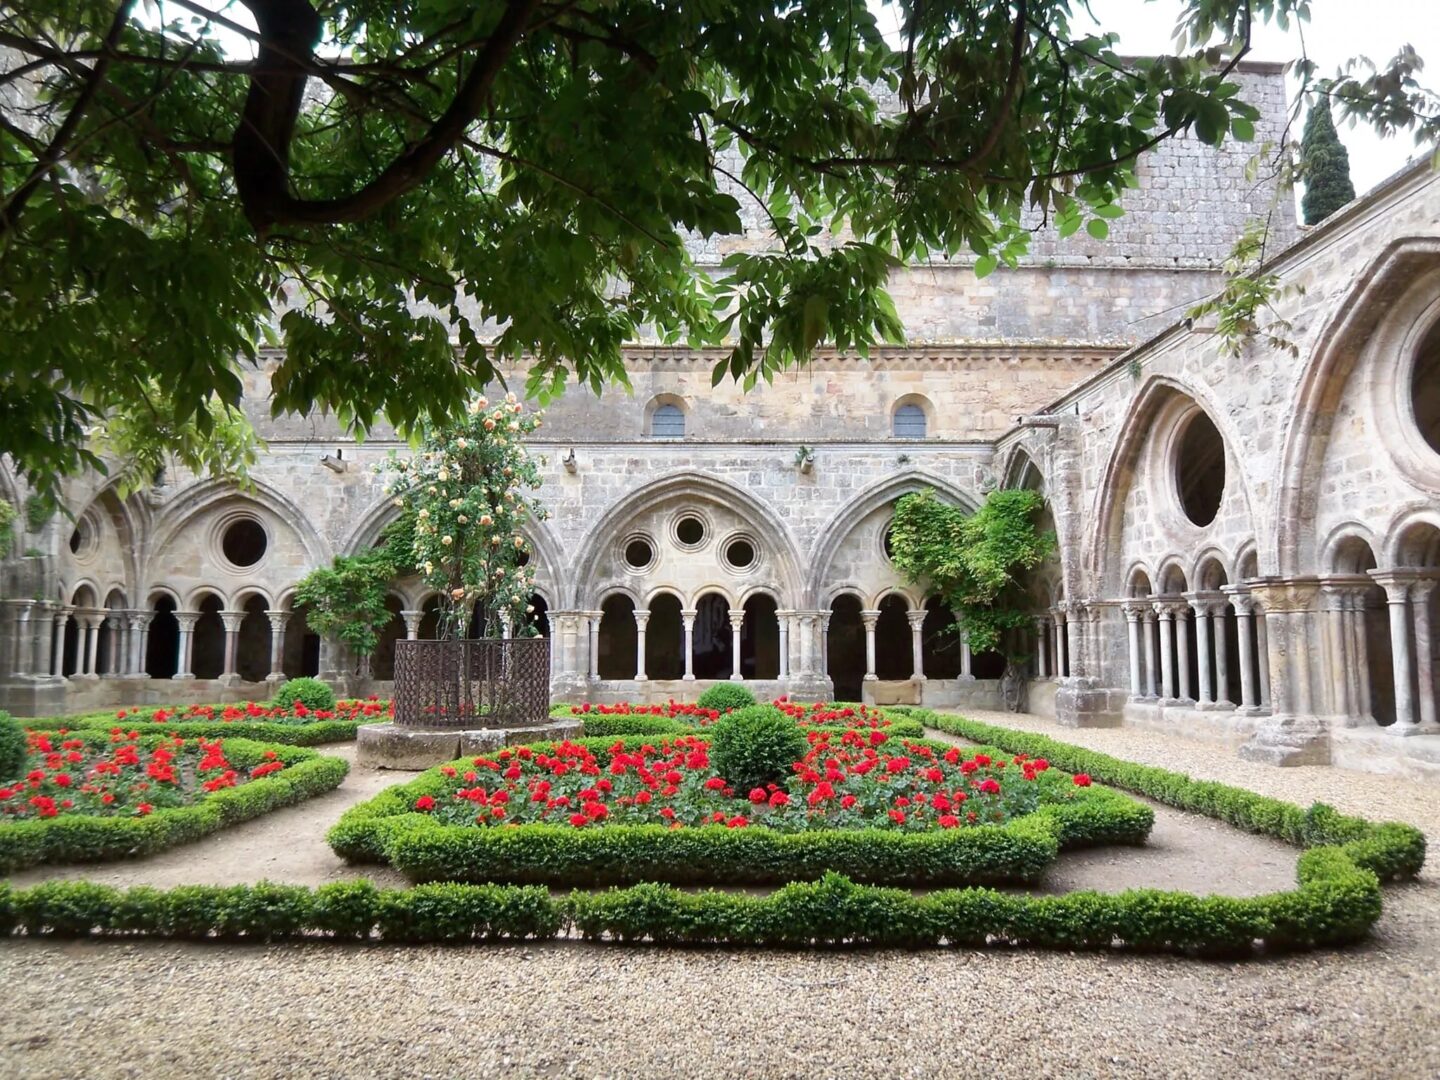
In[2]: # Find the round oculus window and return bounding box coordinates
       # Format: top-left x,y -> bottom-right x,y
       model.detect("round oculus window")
675,516 -> 706,546
221,517 -> 268,568
624,538 -> 654,570
724,538 -> 756,570
1174,412 -> 1226,527
1411,322 -> 1440,456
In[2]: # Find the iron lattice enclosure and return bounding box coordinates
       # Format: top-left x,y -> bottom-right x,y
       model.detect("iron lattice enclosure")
393,638 -> 551,729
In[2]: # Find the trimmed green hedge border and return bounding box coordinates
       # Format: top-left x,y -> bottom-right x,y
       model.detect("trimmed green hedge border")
22,706 -> 377,745
549,704 -> 927,740
0,714 -> 1423,956
326,733 -> 1153,886
0,734 -> 350,874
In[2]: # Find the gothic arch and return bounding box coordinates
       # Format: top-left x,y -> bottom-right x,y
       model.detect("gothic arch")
1086,374 -> 1257,594
570,473 -> 804,609
805,470 -> 978,605
1275,238 -> 1440,574
1001,444 -> 1046,492
149,477 -> 332,569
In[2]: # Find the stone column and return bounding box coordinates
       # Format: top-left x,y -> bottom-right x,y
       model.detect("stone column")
776,611 -> 790,679
1123,601 -> 1145,699
8,601 -> 35,677
266,611 -> 291,683
1410,579 -> 1437,732
819,611 -> 831,675
1212,601 -> 1232,708
728,610 -> 745,681
959,622 -> 974,680
1141,608 -> 1158,699
125,611 -> 151,679
1174,604 -> 1192,702
797,612 -> 815,675
1035,618 -> 1050,678
1185,593 -> 1213,706
861,610 -> 879,682
173,612 -> 199,679
1346,592 -> 1370,722
1255,610 -> 1272,707
1317,577 -> 1369,722
907,609 -> 926,681
100,613 -> 121,676
51,606 -> 73,677
31,602 -> 56,681
81,611 -> 102,678
1053,608 -> 1069,678
633,610 -> 650,681
219,610 -> 244,681
400,610 -> 423,640
1371,573 -> 1418,733
587,611 -> 603,682
1154,600 -> 1177,702
1224,586 -> 1262,713
1238,578 -> 1329,766
681,609 -> 697,681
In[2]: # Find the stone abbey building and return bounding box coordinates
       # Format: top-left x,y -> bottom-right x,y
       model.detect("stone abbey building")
3,64 -> 1438,779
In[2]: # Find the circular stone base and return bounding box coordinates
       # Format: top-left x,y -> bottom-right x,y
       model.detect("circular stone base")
357,718 -> 584,770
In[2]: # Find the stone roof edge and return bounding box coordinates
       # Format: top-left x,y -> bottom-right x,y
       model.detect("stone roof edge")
999,153 -> 1440,438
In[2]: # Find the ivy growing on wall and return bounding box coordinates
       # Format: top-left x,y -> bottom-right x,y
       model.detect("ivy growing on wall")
293,520 -> 413,674
0,500 -> 15,557
888,489 -> 1056,660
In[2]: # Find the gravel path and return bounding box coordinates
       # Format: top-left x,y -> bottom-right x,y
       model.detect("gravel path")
2,716 -> 1437,1078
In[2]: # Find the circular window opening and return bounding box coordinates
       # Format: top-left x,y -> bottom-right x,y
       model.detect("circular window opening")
676,516 -> 705,546
68,524 -> 86,555
1175,412 -> 1226,527
221,518 -> 268,567
725,539 -> 756,570
1412,324 -> 1440,455
624,538 -> 654,570
516,548 -> 531,568
883,523 -> 897,562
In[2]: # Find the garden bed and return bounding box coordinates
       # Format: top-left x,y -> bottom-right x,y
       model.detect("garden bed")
555,699 -> 926,740
328,728 -> 1152,886
21,699 -> 392,745
0,728 -> 349,873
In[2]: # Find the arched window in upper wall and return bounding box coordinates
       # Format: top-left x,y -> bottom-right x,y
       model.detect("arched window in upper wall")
893,402 -> 927,438
650,403 -> 685,438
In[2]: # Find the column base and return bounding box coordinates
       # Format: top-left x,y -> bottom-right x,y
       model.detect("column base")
729,674 -> 743,682
1158,697 -> 1190,708
1235,705 -> 1269,718
218,674 -> 244,687
1237,714 -> 1331,766
634,675 -> 649,683
682,674 -> 696,682
550,675 -> 591,702
121,673 -> 148,681
863,674 -> 878,682
1385,724 -> 1425,738
1197,701 -> 1237,712
782,673 -> 834,703
266,672 -> 287,684
1054,680 -> 1125,728
172,673 -> 196,681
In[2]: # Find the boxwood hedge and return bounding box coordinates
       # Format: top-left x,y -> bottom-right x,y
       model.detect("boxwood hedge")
549,703 -> 926,740
0,713 -> 1422,956
21,706 -> 375,745
0,734 -> 349,874
327,733 -> 1153,887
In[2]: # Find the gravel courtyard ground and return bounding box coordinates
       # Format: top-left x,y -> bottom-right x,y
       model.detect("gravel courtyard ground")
2,711 -> 1437,1078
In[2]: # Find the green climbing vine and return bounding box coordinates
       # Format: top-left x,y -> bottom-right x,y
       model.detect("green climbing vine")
888,488 -> 1056,660
292,519 -> 412,673
0,499 -> 15,557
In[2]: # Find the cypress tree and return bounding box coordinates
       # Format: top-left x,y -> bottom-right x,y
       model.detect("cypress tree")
1300,98 -> 1357,225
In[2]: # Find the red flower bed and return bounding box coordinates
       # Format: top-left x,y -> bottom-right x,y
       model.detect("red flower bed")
110,698 -> 393,726
565,699 -> 899,729
414,730 -> 1089,833
0,730 -> 288,821
567,701 -> 723,724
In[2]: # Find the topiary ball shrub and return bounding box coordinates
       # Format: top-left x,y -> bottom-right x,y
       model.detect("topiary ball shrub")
0,710 -> 24,781
272,677 -> 337,713
696,683 -> 757,713
708,704 -> 807,792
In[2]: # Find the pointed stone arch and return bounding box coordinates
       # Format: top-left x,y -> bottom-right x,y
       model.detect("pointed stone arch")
150,476 -> 332,570
805,470 -> 979,605
1275,237 -> 1440,575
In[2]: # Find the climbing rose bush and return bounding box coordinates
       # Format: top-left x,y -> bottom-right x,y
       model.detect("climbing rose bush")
0,730 -> 287,820
413,731 -> 1081,832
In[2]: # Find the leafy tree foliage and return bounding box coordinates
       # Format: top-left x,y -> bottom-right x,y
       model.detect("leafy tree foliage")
2,1 -> 1437,498
888,488 -> 1055,658
1300,98 -> 1356,225
292,519 -> 411,671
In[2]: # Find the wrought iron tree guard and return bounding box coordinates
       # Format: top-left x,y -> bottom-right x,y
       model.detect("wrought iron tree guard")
393,638 -> 551,729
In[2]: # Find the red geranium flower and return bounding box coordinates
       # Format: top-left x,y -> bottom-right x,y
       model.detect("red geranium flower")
1073,773 -> 1092,787
414,795 -> 436,811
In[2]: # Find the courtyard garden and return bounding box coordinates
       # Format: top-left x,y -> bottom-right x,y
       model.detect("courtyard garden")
0,687 -> 1426,957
